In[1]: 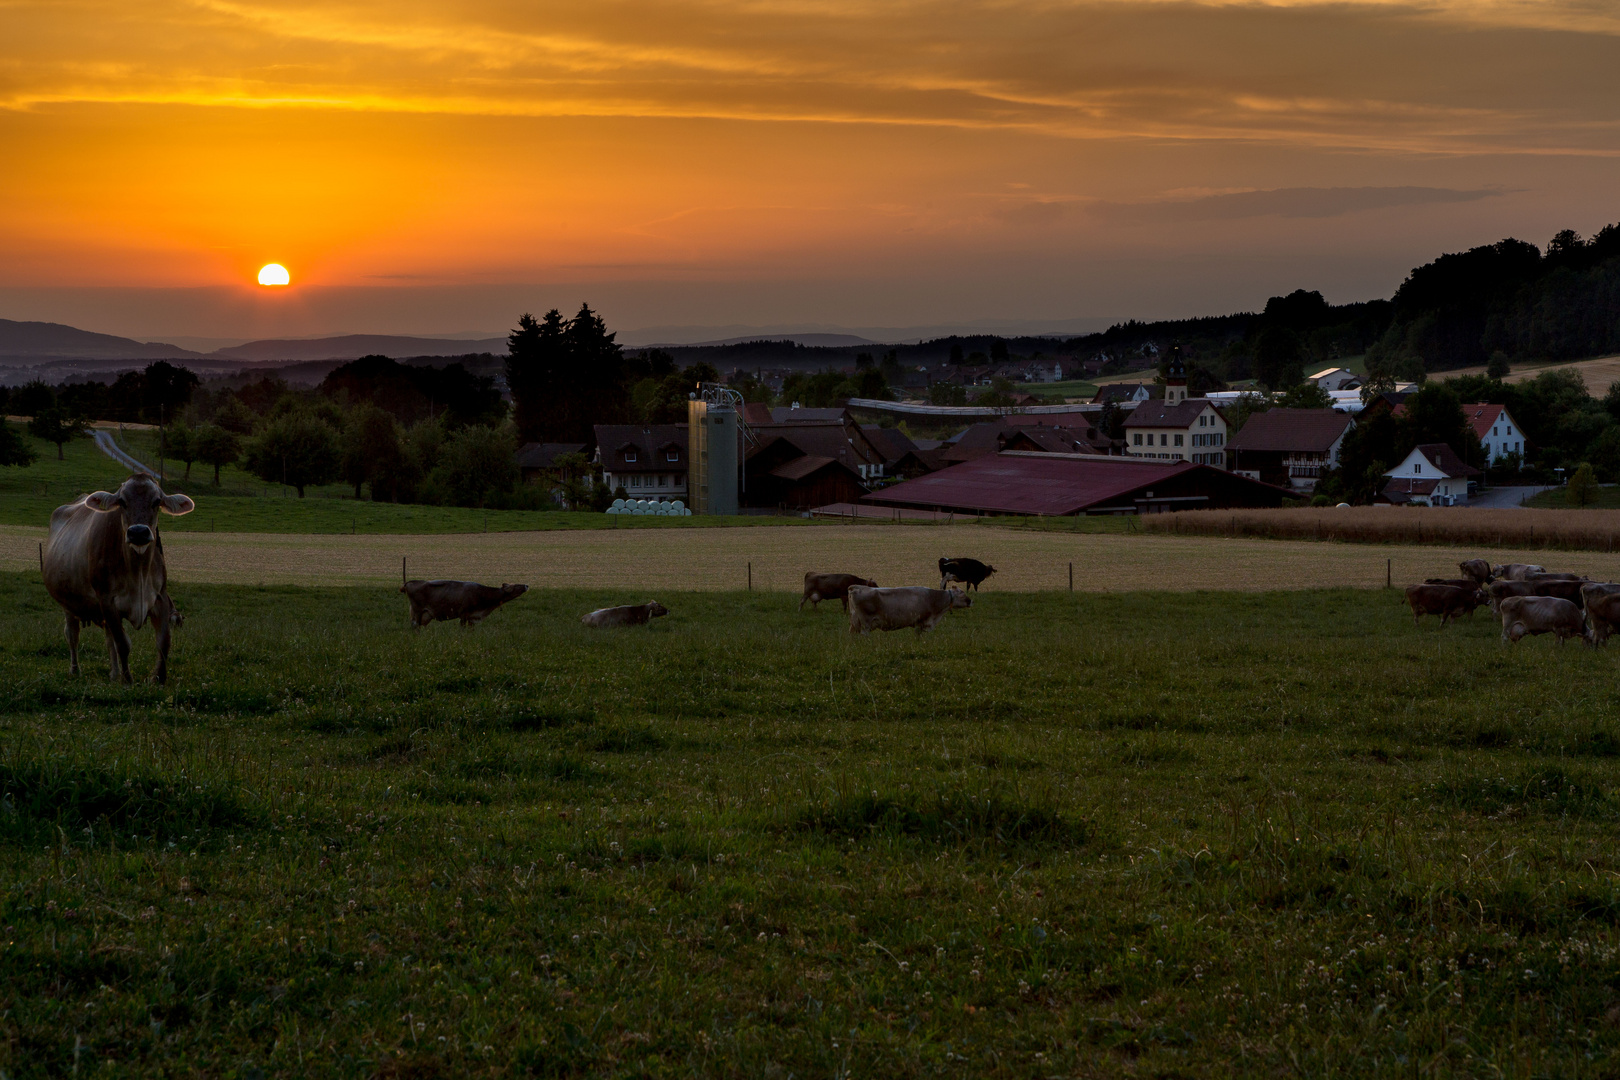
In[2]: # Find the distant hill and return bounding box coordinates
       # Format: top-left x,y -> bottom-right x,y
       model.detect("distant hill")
0,319 -> 200,361
208,334 -> 506,363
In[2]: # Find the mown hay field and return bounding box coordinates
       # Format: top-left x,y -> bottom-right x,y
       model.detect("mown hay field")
1144,505 -> 1620,553
9,521 -> 1620,592
2,575 -> 1619,1077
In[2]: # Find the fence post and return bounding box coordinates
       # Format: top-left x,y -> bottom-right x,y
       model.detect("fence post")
402,556 -> 407,587
1386,558 -> 1391,589
748,561 -> 752,591
1069,562 -> 1074,592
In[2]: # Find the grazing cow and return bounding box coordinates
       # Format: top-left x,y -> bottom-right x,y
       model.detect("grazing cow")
401,580 -> 528,627
1458,559 -> 1494,584
939,557 -> 996,591
847,585 -> 971,636
1404,584 -> 1486,627
1524,575 -> 1590,608
1486,579 -> 1539,615
1498,595 -> 1590,646
1492,563 -> 1546,581
800,572 -> 878,612
581,601 -> 669,628
41,474 -> 194,684
1581,583 -> 1620,644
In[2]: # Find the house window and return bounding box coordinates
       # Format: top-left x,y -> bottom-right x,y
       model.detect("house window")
666,449 -> 679,462
1493,427 -> 1498,436
624,450 -> 638,463
658,474 -> 668,487
1133,433 -> 1142,446
1174,434 -> 1183,447
630,475 -> 641,487
1413,463 -> 1421,474
1160,434 -> 1168,446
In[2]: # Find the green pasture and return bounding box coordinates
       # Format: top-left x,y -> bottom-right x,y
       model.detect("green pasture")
1010,380 -> 1097,400
1526,484 -> 1620,510
0,426 -> 817,534
2,576 -> 1619,1076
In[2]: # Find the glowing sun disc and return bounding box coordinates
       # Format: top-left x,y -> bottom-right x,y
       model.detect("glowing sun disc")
257,263 -> 290,286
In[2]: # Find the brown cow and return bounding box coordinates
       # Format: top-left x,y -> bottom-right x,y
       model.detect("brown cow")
1404,584 -> 1486,628
401,580 -> 528,627
1486,579 -> 1538,615
42,474 -> 194,683
847,585 -> 971,635
581,601 -> 669,628
1499,595 -> 1590,646
800,572 -> 878,612
1458,559 -> 1494,583
1581,583 -> 1620,644
1525,575 -> 1590,607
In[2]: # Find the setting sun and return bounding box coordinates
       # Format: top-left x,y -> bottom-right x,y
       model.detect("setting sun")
257,263 -> 290,287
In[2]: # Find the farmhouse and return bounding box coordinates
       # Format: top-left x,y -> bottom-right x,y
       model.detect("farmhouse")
593,425 -> 688,502
1092,383 -> 1154,405
514,442 -> 588,484
1309,367 -> 1361,392
1380,443 -> 1480,506
860,451 -> 1288,516
1121,353 -> 1226,467
1465,403 -> 1525,464
1225,408 -> 1354,492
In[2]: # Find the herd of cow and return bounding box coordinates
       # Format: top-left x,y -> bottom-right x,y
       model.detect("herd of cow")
35,474 -> 1005,684
1404,557 -> 1620,646
50,472 -> 1602,691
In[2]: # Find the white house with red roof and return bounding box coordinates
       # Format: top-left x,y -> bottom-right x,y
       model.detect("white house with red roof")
1465,403 -> 1524,465
1381,443 -> 1481,506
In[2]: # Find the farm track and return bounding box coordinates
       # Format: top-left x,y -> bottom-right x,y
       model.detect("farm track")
7,522 -> 1620,590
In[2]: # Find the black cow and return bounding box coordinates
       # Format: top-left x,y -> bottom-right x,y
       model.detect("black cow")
939,557 -> 996,591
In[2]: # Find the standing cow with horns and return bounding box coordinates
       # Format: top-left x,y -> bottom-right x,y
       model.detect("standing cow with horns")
41,473 -> 193,684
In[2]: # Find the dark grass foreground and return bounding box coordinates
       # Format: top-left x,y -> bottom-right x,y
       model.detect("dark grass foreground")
2,575 -> 1620,1077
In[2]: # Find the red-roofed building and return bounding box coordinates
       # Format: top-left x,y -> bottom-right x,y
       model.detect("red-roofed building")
1224,408 -> 1355,491
1464,403 -> 1525,465
1381,443 -> 1481,506
860,451 -> 1288,516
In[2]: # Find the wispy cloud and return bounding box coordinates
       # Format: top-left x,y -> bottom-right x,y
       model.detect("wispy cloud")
3,0 -> 1619,155
1109,185 -> 1506,221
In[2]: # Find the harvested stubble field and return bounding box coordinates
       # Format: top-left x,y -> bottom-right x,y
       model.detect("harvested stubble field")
8,522 -> 1620,592
1144,506 -> 1620,553
3,574 -> 1620,1077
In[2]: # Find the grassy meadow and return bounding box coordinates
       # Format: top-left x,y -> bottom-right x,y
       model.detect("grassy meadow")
3,574 -> 1620,1076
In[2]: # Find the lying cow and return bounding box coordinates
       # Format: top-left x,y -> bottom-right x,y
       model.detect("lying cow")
581,601 -> 669,628
1458,559 -> 1494,584
401,580 -> 528,627
1404,584 -> 1486,628
847,585 -> 971,636
42,474 -> 194,684
800,572 -> 878,612
939,557 -> 996,592
1582,583 -> 1620,644
1499,595 -> 1590,646
1492,563 -> 1546,581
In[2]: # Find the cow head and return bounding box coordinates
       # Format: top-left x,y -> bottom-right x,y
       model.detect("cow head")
500,584 -> 530,602
646,601 -> 670,619
83,474 -> 194,554
862,577 -> 878,588
948,590 -> 973,610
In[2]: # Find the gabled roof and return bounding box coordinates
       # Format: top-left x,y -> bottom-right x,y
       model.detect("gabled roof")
1381,477 -> 1440,502
770,454 -> 844,481
1464,403 -> 1512,440
1226,409 -> 1353,453
1092,383 -> 1153,404
1386,442 -> 1481,479
862,425 -> 918,463
592,425 -> 688,472
746,420 -> 884,470
1123,399 -> 1217,429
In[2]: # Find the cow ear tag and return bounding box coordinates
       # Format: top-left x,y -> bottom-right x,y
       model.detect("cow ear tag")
84,491 -> 119,511
160,494 -> 196,516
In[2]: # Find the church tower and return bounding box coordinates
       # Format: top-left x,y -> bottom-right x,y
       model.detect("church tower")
1165,344 -> 1188,406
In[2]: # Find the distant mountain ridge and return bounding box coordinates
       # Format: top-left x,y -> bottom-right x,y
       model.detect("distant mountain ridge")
0,319 -> 200,360
0,320 -> 507,367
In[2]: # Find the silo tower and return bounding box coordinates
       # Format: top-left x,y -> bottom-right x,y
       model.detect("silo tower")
687,385 -> 745,515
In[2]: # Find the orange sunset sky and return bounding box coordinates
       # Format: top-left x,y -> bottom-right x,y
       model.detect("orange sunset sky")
4,0 -> 1620,341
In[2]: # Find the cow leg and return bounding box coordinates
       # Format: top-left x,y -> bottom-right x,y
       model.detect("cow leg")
65,614 -> 81,676
151,593 -> 173,684
104,616 -> 132,683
